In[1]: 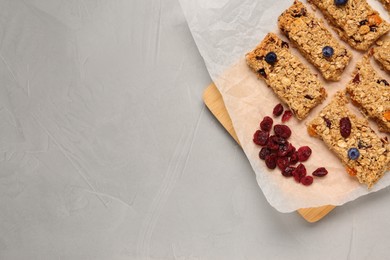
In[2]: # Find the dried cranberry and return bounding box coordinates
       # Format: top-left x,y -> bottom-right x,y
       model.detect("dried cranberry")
312,167 -> 328,177
282,110 -> 293,123
268,135 -> 287,149
282,166 -> 295,177
304,94 -> 313,100
286,143 -> 296,157
352,73 -> 360,83
290,151 -> 299,165
255,55 -> 263,60
281,41 -> 289,48
323,117 -> 332,128
260,116 -> 273,131
377,79 -> 389,86
273,104 -> 284,117
265,154 -> 277,169
292,163 -> 307,183
297,146 -> 312,162
359,19 -> 368,25
258,68 -> 267,78
253,130 -> 269,146
277,142 -> 293,157
340,117 -> 352,138
274,136 -> 288,145
274,124 -> 292,139
259,147 -> 272,160
267,136 -> 280,151
301,176 -> 313,186
277,157 -> 290,171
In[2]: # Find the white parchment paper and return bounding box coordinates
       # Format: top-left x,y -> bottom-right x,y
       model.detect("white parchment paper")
179,0 -> 390,212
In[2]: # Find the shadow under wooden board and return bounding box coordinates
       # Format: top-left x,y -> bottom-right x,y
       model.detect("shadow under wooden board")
203,83 -> 336,223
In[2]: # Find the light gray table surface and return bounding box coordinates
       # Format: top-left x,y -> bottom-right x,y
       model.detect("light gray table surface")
1,0 -> 390,259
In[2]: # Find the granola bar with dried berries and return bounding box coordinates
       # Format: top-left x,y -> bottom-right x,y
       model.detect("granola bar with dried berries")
246,33 -> 327,120
373,38 -> 390,73
308,0 -> 390,51
278,0 -> 352,81
307,91 -> 390,188
346,53 -> 390,133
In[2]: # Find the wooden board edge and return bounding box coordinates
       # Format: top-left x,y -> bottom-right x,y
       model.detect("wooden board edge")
203,83 -> 335,223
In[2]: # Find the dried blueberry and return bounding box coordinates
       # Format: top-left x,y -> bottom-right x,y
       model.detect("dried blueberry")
265,52 -> 277,65
322,46 -> 334,58
334,0 -> 348,6
348,148 -> 360,160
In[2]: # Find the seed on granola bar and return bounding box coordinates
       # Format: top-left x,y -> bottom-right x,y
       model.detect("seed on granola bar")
358,140 -> 372,149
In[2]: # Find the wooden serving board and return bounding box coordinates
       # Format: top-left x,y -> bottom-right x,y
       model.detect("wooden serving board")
203,83 -> 336,222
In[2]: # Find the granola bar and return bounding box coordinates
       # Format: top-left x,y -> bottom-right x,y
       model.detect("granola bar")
308,0 -> 390,51
307,91 -> 390,188
346,53 -> 390,133
379,0 -> 390,13
246,33 -> 327,120
373,38 -> 390,73
278,0 -> 352,81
